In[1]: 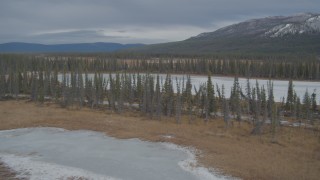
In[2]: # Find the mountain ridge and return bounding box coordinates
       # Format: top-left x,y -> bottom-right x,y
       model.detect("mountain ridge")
190,12 -> 320,40
0,42 -> 144,53
128,13 -> 320,55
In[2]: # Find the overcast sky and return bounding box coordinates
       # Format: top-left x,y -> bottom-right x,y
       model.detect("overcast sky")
0,0 -> 319,44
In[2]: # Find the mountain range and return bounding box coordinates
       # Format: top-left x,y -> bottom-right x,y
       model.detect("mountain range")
0,42 -> 144,53
1,13 -> 319,54
129,13 -> 320,55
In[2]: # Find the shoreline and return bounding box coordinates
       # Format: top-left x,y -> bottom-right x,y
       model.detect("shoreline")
0,100 -> 319,180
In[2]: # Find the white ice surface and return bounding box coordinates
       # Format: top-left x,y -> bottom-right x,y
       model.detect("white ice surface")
0,128 -> 234,180
0,153 -> 117,180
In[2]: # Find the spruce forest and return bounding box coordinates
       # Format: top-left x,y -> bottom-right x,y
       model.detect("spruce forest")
0,54 -> 319,136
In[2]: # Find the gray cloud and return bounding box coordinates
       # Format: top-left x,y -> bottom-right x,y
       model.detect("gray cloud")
0,0 -> 319,44
28,30 -> 129,44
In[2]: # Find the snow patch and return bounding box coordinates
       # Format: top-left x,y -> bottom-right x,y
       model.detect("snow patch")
307,15 -> 320,22
0,153 -> 119,180
161,134 -> 174,139
265,14 -> 320,37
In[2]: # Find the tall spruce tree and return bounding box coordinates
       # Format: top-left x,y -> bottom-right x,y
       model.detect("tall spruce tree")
311,90 -> 317,113
162,74 -> 174,117
206,74 -> 216,116
222,85 -> 230,128
155,75 -> 162,120
175,78 -> 182,124
303,89 -> 311,125
184,75 -> 193,123
286,79 -> 294,112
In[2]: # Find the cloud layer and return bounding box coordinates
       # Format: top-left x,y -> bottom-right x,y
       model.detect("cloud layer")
0,0 -> 319,44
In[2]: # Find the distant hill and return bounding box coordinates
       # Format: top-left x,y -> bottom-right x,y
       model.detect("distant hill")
0,42 -> 144,53
128,13 -> 320,55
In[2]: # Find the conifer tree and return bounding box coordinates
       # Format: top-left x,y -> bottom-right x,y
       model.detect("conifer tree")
13,72 -> 20,99
108,73 -> 116,111
255,81 -> 261,122
245,78 -> 252,115
162,74 -> 174,116
206,74 -> 216,116
136,73 -> 143,109
184,75 -> 193,123
295,96 -> 302,122
231,77 -> 242,123
118,77 -> 124,113
61,72 -> 68,107
38,70 -> 45,103
267,80 -> 274,118
175,77 -> 182,124
303,89 -> 311,124
271,104 -> 279,143
30,72 -> 37,101
311,90 -> 317,113
142,75 -> 148,114
261,86 -> 267,121
78,70 -> 84,109
251,87 -> 257,124
155,75 -> 162,120
128,74 -> 135,110
22,71 -> 29,95
286,79 -> 294,112
222,85 -> 230,128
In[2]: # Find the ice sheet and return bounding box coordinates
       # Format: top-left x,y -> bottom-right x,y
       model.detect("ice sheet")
0,128 -> 234,180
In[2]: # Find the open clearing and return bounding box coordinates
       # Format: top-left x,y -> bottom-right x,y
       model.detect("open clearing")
0,100 -> 320,180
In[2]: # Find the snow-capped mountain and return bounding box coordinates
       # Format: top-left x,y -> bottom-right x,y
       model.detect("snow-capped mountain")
192,13 -> 320,40
127,13 -> 320,55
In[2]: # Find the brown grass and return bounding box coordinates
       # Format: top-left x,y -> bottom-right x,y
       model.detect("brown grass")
0,100 -> 319,180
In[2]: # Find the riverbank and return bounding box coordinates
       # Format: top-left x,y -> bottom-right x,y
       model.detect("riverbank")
0,100 -> 319,180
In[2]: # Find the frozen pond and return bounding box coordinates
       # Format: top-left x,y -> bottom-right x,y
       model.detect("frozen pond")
59,73 -> 319,102
0,128 -> 231,180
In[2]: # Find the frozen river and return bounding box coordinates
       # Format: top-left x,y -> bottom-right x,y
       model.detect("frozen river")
0,128 -> 232,180
182,75 -> 319,102
59,73 -> 320,102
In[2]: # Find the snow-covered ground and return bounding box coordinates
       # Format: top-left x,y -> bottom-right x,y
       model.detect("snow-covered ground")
0,128 -> 234,180
265,14 -> 320,37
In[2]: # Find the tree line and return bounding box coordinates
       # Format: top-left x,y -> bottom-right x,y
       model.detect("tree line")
0,54 -> 319,80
